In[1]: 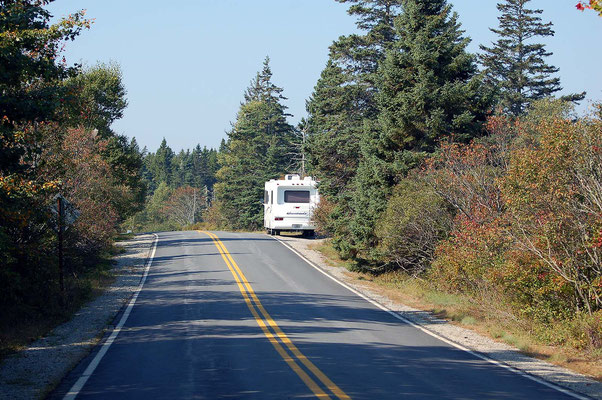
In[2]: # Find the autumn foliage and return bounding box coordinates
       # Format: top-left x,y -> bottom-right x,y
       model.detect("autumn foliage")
0,2 -> 144,331
406,101 -> 602,349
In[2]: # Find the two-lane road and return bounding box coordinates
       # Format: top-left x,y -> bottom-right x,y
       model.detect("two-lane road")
54,231 -> 583,399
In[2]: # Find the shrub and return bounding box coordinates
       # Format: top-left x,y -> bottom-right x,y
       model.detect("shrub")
376,177 -> 453,275
501,114 -> 602,313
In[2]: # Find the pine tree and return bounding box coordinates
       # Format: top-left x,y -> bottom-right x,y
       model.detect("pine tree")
214,57 -> 297,230
349,0 -> 492,263
480,0 -> 581,116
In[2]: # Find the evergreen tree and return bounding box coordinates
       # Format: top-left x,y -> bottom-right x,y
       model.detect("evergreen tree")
332,0 -> 404,82
102,135 -> 146,217
479,0 -> 582,116
305,1 -> 405,255
214,57 -> 296,230
149,138 -> 174,186
192,146 -> 218,191
306,60 -> 366,198
348,0 -> 492,263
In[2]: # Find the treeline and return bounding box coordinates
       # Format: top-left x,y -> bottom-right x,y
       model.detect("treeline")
124,56 -> 302,233
304,0 -> 601,350
124,139 -> 219,232
0,2 -> 146,325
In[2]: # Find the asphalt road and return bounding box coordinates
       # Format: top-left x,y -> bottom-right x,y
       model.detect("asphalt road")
52,230 -> 582,399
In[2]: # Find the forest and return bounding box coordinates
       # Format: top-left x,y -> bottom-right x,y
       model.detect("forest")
1,0 -> 600,359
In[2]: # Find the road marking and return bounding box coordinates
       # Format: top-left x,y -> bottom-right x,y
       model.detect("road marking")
273,236 -> 592,400
63,234 -> 159,400
200,231 -> 350,400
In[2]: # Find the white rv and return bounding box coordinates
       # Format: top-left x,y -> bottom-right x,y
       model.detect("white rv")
263,174 -> 319,237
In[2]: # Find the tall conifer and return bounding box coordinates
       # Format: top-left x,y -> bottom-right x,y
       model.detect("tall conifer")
480,0 -> 581,116
305,1 -> 404,255
214,57 -> 296,230
349,0 -> 492,262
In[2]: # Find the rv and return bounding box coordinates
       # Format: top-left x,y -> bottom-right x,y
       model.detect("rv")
263,174 -> 319,237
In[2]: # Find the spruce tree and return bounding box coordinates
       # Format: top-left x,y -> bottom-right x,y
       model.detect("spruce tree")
349,0 -> 492,263
304,1 -> 404,256
214,57 -> 296,230
149,138 -> 174,186
332,0 -> 404,81
306,59 -> 366,198
480,0 -> 581,116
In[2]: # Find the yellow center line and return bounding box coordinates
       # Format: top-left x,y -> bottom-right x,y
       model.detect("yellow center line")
199,231 -> 350,400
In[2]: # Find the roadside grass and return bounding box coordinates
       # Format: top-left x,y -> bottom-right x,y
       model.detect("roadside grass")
311,239 -> 602,381
0,244 -> 120,362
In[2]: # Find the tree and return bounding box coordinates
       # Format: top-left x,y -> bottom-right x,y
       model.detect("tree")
305,1 -> 405,257
163,186 -> 205,226
480,0 -> 582,116
306,60 -> 366,198
502,114 -> 602,313
0,0 -> 91,199
332,0 -> 404,82
60,63 -> 144,218
348,0 -> 492,263
145,181 -> 173,226
61,63 -> 127,137
0,1 -> 92,313
308,1 -> 406,194
214,57 -> 297,230
147,138 -> 174,187
40,126 -> 129,251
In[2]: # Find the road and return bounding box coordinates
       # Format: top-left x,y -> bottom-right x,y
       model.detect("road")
53,230 -> 582,399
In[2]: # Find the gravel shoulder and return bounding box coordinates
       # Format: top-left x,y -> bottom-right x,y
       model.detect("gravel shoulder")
0,234 -> 155,400
276,235 -> 602,400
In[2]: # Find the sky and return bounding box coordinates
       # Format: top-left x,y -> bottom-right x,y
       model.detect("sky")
47,0 -> 602,153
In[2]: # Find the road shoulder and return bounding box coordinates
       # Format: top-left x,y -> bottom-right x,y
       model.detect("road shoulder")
0,234 -> 155,400
276,235 -> 602,400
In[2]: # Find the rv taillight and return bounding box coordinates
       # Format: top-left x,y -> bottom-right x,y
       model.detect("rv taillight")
275,217 -> 284,221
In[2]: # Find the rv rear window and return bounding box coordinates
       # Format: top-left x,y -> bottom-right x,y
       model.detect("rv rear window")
284,190 -> 310,203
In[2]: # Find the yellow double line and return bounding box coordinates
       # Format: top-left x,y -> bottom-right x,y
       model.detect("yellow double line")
200,231 -> 350,400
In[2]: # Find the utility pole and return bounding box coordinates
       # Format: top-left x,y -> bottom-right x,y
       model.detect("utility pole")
301,125 -> 306,178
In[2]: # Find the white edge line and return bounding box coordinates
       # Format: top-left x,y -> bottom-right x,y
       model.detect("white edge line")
63,233 -> 159,400
272,236 -> 591,400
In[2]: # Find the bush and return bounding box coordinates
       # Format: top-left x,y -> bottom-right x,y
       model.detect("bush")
501,113 -> 602,314
376,177 -> 453,275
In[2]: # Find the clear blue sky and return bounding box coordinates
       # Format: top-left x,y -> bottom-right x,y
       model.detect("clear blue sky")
47,0 -> 602,152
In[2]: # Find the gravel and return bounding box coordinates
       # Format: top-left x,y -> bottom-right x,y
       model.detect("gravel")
276,235 -> 602,400
0,234 -> 155,400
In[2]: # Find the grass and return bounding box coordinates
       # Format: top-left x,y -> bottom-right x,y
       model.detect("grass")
311,239 -> 602,381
